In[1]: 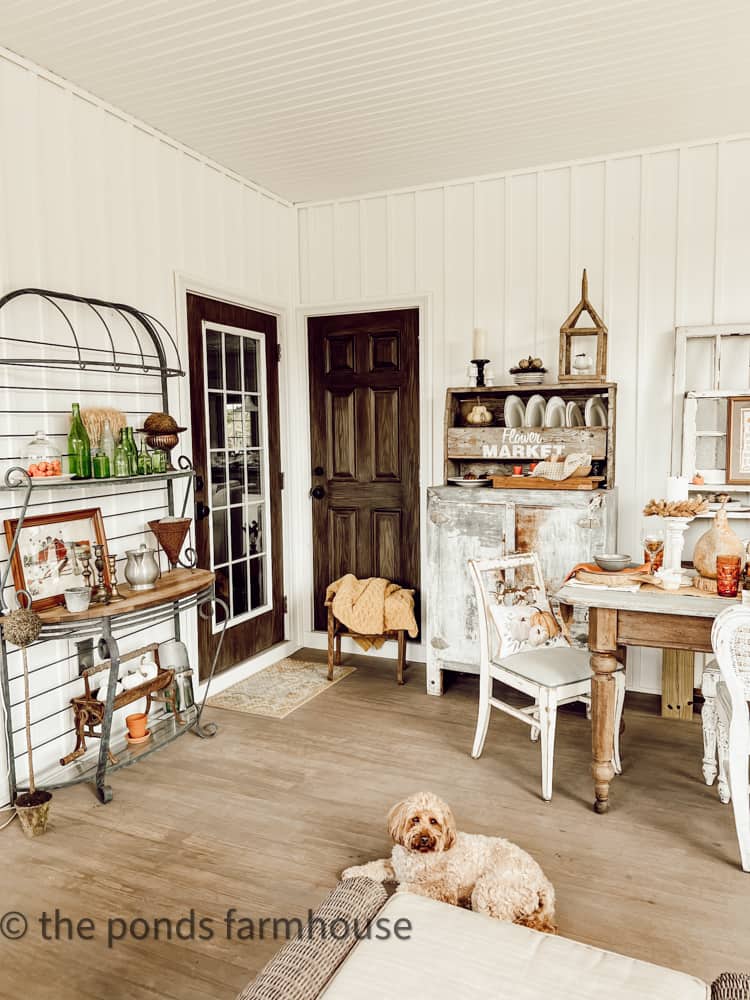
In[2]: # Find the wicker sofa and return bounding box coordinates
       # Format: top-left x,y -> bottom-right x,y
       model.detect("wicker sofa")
237,878 -> 749,1000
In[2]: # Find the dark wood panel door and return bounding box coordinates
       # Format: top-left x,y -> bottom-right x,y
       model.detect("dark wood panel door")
187,293 -> 284,678
308,309 -> 420,631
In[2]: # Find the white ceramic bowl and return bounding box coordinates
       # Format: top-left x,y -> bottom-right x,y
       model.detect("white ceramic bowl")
594,554 -> 631,572
64,587 -> 91,613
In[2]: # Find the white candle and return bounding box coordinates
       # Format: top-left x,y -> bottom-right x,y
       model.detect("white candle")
666,476 -> 689,503
472,327 -> 488,360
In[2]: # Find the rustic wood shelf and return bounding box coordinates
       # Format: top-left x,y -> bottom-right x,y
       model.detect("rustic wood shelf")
38,568 -> 215,626
448,426 -> 607,459
489,475 -> 605,491
443,383 -> 617,488
448,381 -> 617,395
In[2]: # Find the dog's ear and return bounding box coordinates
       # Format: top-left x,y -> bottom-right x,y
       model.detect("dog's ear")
386,798 -> 410,846
441,802 -> 457,850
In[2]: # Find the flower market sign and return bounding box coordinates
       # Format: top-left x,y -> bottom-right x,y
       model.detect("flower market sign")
481,429 -> 566,460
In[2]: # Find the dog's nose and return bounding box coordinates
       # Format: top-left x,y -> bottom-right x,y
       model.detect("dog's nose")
419,835 -> 431,845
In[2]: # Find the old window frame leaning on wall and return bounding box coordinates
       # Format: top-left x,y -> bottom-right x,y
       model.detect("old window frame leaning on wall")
673,324 -> 750,487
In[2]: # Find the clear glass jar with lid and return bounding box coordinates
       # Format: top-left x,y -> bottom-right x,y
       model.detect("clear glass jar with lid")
22,430 -> 63,479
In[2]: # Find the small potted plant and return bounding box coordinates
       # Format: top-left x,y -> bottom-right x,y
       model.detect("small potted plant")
2,607 -> 52,836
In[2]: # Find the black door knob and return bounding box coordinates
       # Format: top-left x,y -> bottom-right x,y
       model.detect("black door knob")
196,501 -> 211,520
309,486 -> 326,500
313,466 -> 325,476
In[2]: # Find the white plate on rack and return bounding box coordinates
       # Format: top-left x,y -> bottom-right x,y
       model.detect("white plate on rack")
524,394 -> 546,428
585,396 -> 608,427
504,394 -> 525,428
27,473 -> 74,485
566,401 -> 584,427
447,477 -> 491,488
544,396 -> 566,428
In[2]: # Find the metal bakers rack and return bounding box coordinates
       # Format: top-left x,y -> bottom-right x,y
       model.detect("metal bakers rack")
0,288 -> 225,804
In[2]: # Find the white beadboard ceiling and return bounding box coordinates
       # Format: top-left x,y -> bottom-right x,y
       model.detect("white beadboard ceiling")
1,0 -> 749,202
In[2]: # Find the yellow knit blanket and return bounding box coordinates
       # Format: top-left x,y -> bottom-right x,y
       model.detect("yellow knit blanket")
325,575 -> 418,651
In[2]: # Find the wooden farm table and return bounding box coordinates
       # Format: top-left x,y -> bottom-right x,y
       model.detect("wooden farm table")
556,583 -> 735,814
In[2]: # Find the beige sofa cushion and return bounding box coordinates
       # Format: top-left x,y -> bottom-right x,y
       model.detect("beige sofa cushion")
321,893 -> 709,1000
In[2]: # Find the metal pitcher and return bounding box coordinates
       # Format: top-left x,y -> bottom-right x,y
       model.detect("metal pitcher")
174,667 -> 195,712
123,544 -> 160,591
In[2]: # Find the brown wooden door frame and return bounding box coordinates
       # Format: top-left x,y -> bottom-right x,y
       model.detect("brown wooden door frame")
186,292 -> 285,679
307,307 -> 421,633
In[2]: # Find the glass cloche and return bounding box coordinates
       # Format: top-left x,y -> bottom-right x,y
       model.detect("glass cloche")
22,430 -> 63,478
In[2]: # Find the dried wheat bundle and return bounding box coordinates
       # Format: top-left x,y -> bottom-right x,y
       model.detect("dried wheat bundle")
81,407 -> 126,447
643,496 -> 709,518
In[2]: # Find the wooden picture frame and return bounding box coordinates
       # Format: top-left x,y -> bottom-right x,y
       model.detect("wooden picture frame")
726,396 -> 750,484
3,507 -> 110,610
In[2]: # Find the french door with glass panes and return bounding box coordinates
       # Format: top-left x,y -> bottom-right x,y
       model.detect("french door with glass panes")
187,294 -> 284,678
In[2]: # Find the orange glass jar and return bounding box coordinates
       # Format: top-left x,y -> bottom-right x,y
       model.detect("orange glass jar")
716,555 -> 742,598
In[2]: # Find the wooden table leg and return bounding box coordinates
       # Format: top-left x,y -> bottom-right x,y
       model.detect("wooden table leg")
589,607 -> 619,814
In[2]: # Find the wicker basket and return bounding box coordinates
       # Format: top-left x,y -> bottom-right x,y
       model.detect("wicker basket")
149,517 -> 190,568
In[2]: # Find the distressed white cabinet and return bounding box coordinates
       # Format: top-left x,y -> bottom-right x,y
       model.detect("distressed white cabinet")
426,485 -> 617,695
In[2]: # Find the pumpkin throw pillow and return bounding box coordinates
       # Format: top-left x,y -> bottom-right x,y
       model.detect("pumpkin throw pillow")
488,581 -> 569,659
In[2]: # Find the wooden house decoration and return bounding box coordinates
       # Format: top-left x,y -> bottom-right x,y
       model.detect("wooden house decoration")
558,269 -> 608,383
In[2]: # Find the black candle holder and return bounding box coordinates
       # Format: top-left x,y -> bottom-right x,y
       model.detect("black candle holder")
471,358 -> 491,388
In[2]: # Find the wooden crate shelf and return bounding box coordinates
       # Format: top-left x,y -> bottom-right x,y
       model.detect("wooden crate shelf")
444,382 -> 616,488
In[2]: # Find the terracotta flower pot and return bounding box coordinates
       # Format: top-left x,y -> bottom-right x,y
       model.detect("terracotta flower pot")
125,712 -> 148,740
15,790 -> 52,838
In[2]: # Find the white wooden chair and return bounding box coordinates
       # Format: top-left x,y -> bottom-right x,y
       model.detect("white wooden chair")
469,553 -> 625,801
708,606 -> 750,872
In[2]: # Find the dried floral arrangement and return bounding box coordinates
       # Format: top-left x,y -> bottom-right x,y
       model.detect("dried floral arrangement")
81,407 -> 126,446
643,497 -> 709,518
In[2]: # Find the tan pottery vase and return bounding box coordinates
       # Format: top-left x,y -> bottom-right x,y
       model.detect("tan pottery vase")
693,505 -> 745,580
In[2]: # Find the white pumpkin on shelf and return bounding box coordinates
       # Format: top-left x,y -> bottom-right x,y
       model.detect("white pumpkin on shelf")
465,403 -> 493,426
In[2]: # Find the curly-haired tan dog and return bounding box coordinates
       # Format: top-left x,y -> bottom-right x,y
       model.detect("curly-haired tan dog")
342,791 -> 556,933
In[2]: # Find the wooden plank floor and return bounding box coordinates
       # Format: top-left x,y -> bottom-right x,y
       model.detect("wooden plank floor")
1,650 -> 748,999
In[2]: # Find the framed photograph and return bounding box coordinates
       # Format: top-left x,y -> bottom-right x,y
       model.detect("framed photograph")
3,507 -> 110,610
726,396 -> 750,485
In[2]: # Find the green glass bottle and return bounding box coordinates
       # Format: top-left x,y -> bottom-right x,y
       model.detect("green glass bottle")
113,432 -> 130,478
124,427 -> 138,476
137,434 -> 152,475
68,403 -> 91,479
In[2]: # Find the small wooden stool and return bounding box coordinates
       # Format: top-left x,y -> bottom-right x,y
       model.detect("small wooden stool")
326,602 -> 408,684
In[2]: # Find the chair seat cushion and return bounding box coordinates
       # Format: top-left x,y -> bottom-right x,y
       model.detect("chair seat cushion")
321,893 -> 708,1000
493,645 -> 599,688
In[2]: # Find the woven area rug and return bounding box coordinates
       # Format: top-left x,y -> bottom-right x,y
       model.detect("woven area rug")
206,658 -> 356,719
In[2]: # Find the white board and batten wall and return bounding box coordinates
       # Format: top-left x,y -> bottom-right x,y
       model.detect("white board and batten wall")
0,50 -> 296,807
297,135 -> 750,694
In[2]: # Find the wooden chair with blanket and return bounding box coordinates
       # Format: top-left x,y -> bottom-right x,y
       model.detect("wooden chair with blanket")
325,575 -> 417,685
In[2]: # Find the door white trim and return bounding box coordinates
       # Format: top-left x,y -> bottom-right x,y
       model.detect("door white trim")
294,293 -> 433,662
173,272 -> 299,690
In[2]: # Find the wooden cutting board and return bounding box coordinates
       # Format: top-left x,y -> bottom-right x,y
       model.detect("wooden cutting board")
490,475 -> 605,490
